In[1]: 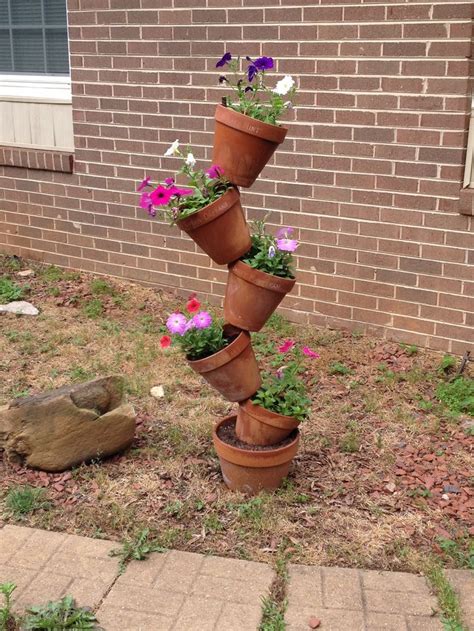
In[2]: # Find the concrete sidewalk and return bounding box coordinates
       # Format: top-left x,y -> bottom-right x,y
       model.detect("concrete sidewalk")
0,525 -> 472,630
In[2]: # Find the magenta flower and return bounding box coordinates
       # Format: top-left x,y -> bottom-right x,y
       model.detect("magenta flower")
184,318 -> 195,332
164,177 -> 175,186
193,311 -> 212,329
139,192 -> 153,210
278,339 -> 295,353
137,176 -> 151,192
216,52 -> 232,68
166,312 -> 187,335
302,346 -> 320,359
169,186 -> 194,198
150,186 -> 174,206
206,165 -> 223,179
276,238 -> 298,253
277,226 -> 294,239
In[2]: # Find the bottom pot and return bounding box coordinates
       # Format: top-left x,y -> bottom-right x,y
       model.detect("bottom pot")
212,415 -> 299,495
236,399 -> 300,446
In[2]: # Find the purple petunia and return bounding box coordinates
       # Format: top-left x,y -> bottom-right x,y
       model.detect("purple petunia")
276,226 -> 294,239
276,238 -> 298,253
206,165 -> 223,179
216,52 -> 232,68
139,192 -> 155,217
193,311 -> 212,329
137,176 -> 151,192
247,64 -> 258,82
254,56 -> 274,71
166,312 -> 187,335
268,245 -> 276,258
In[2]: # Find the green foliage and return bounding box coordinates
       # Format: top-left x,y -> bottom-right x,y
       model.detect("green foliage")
90,279 -> 115,296
4,486 -> 50,518
400,343 -> 418,356
233,497 -> 265,524
439,355 -> 457,374
220,55 -> 296,126
82,298 -> 104,319
252,362 -> 311,422
329,362 -> 353,376
436,377 -> 474,416
109,528 -> 165,574
437,537 -> 474,570
0,277 -> 23,302
425,563 -> 467,631
259,597 -> 286,631
23,595 -> 100,630
175,318 -> 229,361
241,220 -> 295,279
0,582 -> 16,631
340,421 -> 360,453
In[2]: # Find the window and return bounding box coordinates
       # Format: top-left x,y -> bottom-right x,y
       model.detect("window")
0,0 -> 69,75
0,0 -> 73,154
464,94 -> 474,188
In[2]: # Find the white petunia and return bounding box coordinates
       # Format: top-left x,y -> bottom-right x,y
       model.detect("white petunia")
185,152 -> 196,167
164,139 -> 180,157
273,75 -> 295,96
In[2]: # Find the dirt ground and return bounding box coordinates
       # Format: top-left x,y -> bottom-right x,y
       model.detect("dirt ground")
1,254 -> 472,573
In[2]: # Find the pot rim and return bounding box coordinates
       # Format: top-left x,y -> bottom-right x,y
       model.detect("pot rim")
187,329 -> 251,374
228,260 -> 296,292
239,399 -> 301,430
176,186 -> 240,232
213,415 -> 299,468
215,104 -> 288,144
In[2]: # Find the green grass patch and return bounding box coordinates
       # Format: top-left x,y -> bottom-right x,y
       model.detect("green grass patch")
0,277 -> 24,302
329,362 -> 353,376
81,298 -> 104,319
4,486 -> 50,519
436,377 -> 474,416
425,562 -> 467,631
109,528 -> 165,574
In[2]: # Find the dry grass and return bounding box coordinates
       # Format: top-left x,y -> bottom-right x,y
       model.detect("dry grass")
0,255 -> 472,572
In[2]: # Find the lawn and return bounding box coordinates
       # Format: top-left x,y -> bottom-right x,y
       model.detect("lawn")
0,254 -> 472,575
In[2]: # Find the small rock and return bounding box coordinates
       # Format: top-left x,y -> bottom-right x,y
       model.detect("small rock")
17,269 -> 34,277
441,494 -> 450,501
308,617 -> 321,629
0,301 -> 39,315
150,385 -> 165,398
385,482 -> 396,493
443,484 -> 460,494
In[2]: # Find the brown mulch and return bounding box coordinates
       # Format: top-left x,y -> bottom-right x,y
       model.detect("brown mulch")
0,254 -> 472,572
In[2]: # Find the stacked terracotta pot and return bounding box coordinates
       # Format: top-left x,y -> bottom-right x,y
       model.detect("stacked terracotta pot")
183,103 -> 299,495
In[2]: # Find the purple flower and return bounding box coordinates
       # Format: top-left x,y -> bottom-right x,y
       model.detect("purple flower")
184,318 -> 195,332
276,367 -> 285,380
139,192 -> 155,217
166,312 -> 187,335
254,56 -> 273,71
216,52 -> 232,68
219,75 -> 228,84
247,64 -> 258,82
276,238 -> 298,253
276,226 -> 294,239
193,311 -> 212,329
268,245 -> 276,258
206,165 -> 223,179
137,176 -> 151,192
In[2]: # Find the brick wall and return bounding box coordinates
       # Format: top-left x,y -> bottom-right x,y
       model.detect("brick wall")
0,0 -> 473,353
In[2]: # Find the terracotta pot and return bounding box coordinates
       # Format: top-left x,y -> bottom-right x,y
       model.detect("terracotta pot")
212,104 -> 288,188
213,416 -> 299,495
177,187 -> 251,265
236,399 -> 300,446
187,329 -> 261,402
224,260 -> 296,332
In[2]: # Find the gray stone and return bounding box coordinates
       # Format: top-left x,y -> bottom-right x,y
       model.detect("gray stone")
0,301 -> 39,315
0,376 -> 135,471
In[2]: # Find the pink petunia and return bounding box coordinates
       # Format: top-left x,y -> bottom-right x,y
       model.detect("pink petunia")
278,339 -> 295,353
137,176 -> 151,192
166,312 -> 187,335
302,346 -> 320,359
164,177 -> 175,186
193,311 -> 212,329
276,226 -> 294,239
206,165 -> 223,179
150,185 -> 174,206
276,238 -> 298,253
169,186 -> 194,198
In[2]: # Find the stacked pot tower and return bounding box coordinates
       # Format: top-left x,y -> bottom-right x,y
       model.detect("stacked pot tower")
186,101 -> 300,495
